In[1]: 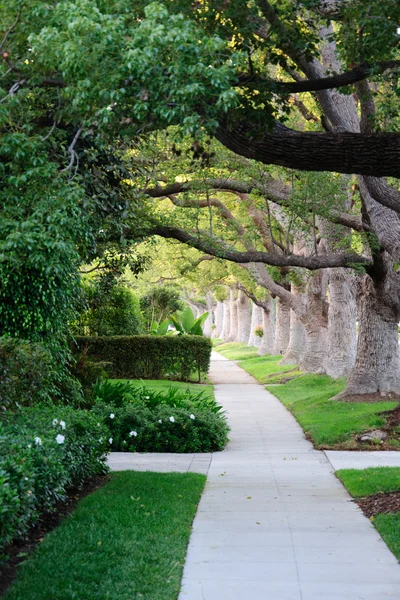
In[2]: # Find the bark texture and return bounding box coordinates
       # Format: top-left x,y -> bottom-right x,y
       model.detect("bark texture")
272,298 -> 290,355
220,299 -> 231,341
337,268 -> 400,397
280,286 -> 306,365
258,297 -> 275,356
325,268 -> 357,378
212,301 -> 224,338
236,290 -> 252,343
248,303 -> 264,347
227,289 -> 238,342
299,272 -> 329,374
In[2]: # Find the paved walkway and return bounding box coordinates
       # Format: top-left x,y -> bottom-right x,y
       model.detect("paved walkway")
326,450 -> 400,471
178,352 -> 400,600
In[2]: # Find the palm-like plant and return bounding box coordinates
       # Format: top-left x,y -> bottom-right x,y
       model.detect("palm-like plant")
169,307 -> 209,336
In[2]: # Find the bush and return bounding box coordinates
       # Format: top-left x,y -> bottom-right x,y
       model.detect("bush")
73,335 -> 212,381
94,395 -> 229,453
0,407 -> 109,556
0,337 -> 82,411
75,283 -> 143,336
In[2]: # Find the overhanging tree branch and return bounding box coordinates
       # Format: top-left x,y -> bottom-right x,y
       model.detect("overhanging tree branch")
142,223 -> 370,270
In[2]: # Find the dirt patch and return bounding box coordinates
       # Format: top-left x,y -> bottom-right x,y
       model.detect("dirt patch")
339,394 -> 400,404
0,474 -> 109,598
355,491 -> 400,518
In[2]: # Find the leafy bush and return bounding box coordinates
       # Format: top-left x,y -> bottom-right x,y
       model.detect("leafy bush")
170,306 -> 209,336
0,407 -> 109,556
73,335 -> 212,381
94,397 -> 229,453
0,337 -> 82,411
75,283 -> 144,336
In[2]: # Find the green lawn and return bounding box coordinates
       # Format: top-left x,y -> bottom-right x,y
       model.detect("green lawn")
112,378 -> 215,400
337,467 -> 400,560
268,374 -> 397,448
4,471 -> 205,600
215,343 -> 293,382
337,467 -> 400,497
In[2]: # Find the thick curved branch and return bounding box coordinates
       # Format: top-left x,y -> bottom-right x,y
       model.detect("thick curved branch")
215,122 -> 400,178
144,178 -> 366,231
236,283 -> 271,312
238,61 -> 400,94
144,223 -> 370,270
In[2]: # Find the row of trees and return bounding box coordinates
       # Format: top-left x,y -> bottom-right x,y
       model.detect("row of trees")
2,0 -> 400,402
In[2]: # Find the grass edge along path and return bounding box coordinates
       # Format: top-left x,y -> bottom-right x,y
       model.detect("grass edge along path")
337,467 -> 400,560
112,378 -> 215,400
215,343 -> 399,449
3,471 -> 206,600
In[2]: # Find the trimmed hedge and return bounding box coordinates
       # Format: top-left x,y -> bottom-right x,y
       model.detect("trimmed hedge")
73,335 -> 212,381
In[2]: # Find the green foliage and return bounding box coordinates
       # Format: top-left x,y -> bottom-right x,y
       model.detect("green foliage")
140,286 -> 183,332
0,406 -> 109,555
74,335 -> 212,380
150,318 -> 170,335
3,471 -> 205,600
337,467 -> 400,498
92,378 -> 137,407
374,513 -> 400,561
94,393 -> 229,453
170,306 -> 209,336
0,337 -> 82,411
76,283 -> 143,336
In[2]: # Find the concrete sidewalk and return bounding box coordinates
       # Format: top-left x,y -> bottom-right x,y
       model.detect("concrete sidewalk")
178,352 -> 400,600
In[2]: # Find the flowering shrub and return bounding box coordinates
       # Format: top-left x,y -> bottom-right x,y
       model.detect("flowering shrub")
0,407 -> 109,556
254,325 -> 264,338
93,388 -> 229,453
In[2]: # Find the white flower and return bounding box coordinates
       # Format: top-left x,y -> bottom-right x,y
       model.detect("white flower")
169,416 -> 175,423
109,413 -> 115,419
27,444 -> 32,449
190,414 -> 195,420
52,418 -> 58,426
158,419 -> 162,424
109,437 -> 113,444
59,420 -> 66,430
99,438 -> 103,443
97,423 -> 101,427
56,434 -> 65,445
129,431 -> 138,437
145,396 -> 150,399
34,437 -> 42,446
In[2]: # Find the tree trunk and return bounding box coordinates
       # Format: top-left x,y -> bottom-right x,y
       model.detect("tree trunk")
212,301 -> 224,338
280,286 -> 306,365
236,290 -> 251,342
336,271 -> 400,398
227,289 -> 238,342
220,299 -> 231,341
325,268 -> 357,378
202,294 -> 214,337
298,272 -> 329,374
272,298 -> 290,355
248,303 -> 263,347
258,297 -> 275,356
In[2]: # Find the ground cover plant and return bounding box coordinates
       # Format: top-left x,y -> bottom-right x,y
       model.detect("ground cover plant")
3,471 -> 205,600
92,380 -> 229,453
0,407 -> 109,558
337,467 -> 400,560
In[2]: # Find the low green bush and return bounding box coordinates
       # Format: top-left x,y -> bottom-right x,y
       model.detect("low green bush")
0,407 -> 109,557
0,337 -> 82,410
92,386 -> 229,453
73,335 -> 212,381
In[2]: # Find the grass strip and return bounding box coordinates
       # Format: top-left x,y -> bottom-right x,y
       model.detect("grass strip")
4,471 -> 205,600
268,375 -> 397,448
215,343 -> 294,381
337,467 -> 400,560
336,467 -> 400,497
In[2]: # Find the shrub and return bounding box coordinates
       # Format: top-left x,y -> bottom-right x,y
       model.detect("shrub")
94,398 -> 229,453
73,335 -> 212,381
74,283 -> 143,336
0,407 -> 109,556
0,337 -> 83,411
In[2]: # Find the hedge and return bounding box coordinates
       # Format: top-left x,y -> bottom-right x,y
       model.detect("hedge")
73,335 -> 212,381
